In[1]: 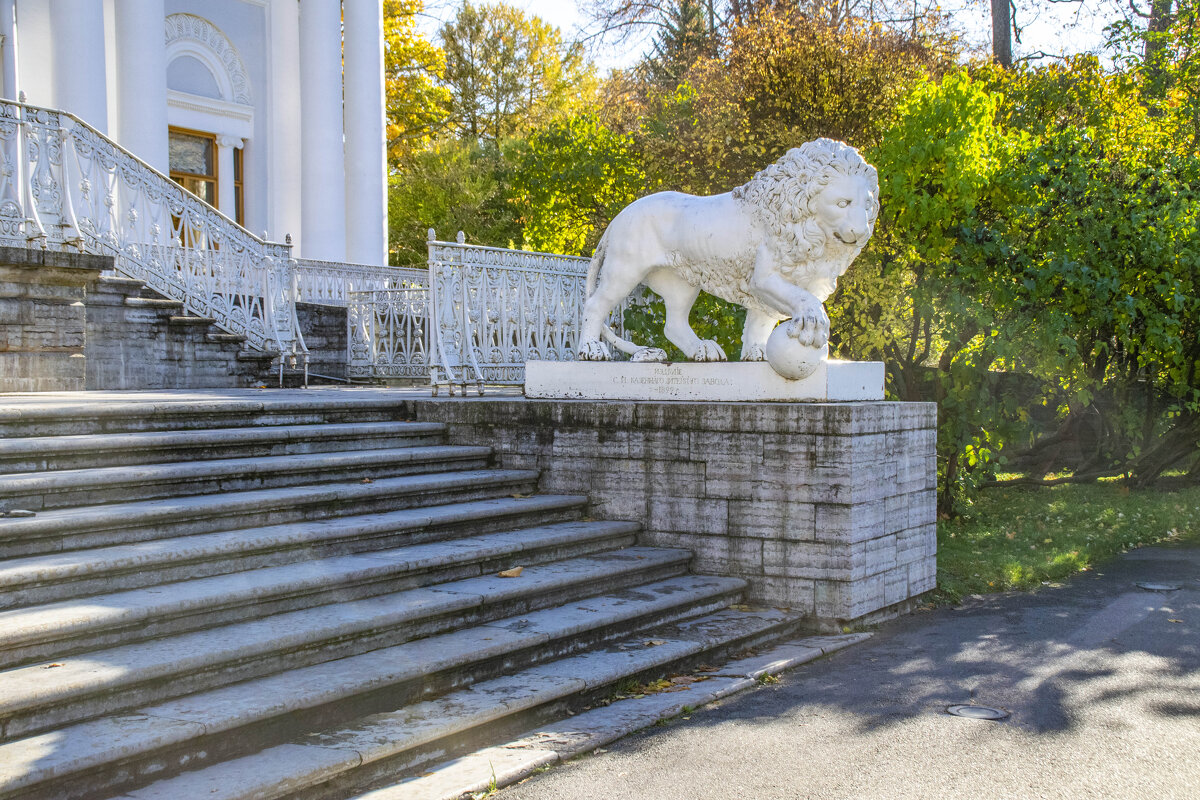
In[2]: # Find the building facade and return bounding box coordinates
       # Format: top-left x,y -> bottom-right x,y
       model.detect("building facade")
0,0 -> 387,265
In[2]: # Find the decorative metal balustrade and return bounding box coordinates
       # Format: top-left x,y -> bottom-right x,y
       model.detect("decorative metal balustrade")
346,231 -> 617,390
422,231 -> 632,394
294,258 -> 427,306
0,100 -> 306,369
346,287 -> 429,381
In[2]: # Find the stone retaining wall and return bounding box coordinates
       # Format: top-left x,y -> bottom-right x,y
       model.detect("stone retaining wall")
295,303 -> 347,382
411,398 -> 937,629
0,247 -> 106,391
84,276 -> 273,389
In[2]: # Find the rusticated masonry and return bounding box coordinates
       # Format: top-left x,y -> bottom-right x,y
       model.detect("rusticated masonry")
410,398 -> 937,629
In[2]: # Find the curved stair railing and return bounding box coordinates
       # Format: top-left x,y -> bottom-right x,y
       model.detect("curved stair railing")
0,100 -> 307,373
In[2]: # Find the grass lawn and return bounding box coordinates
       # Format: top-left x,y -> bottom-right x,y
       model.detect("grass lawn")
934,479 -> 1200,603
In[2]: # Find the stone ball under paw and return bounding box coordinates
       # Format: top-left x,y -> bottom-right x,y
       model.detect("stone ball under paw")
765,324 -> 828,380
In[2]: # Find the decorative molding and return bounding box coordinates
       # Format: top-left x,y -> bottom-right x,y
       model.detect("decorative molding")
216,134 -> 245,150
166,89 -> 253,140
164,13 -> 253,106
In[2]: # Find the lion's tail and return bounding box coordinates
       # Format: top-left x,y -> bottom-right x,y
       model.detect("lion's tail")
586,229 -> 643,357
585,228 -> 609,298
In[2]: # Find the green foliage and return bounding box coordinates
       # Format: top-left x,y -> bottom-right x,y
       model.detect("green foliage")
383,0 -> 451,160
387,138 -> 519,267
623,293 -> 746,361
505,116 -> 647,256
856,61 -> 1200,512
1107,0 -> 1200,147
438,1 -> 596,142
647,0 -> 716,89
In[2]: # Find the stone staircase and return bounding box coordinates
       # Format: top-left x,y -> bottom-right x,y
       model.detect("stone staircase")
0,393 -> 804,800
84,276 -> 279,390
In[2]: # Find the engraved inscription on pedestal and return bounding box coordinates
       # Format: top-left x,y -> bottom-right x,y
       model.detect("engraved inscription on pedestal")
525,360 -> 884,402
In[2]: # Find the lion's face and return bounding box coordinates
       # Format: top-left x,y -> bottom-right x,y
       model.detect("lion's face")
808,173 -> 877,250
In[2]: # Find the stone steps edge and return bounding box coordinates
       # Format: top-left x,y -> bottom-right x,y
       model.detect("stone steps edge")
0,518 -> 630,668
0,549 -> 695,741
0,575 -> 746,800
123,606 -> 812,800
0,469 -> 542,554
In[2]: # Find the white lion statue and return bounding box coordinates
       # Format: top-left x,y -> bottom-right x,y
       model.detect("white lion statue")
578,137 -> 879,365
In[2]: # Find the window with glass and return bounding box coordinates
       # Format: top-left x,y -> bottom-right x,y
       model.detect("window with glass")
233,146 -> 244,225
168,128 -> 217,207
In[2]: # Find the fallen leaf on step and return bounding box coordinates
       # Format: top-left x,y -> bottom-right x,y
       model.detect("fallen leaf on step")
695,664 -> 719,673
644,639 -> 667,647
43,663 -> 63,669
360,478 -> 373,484
730,603 -> 752,612
510,493 -> 532,499
669,675 -> 703,685
498,566 -> 524,578
1168,618 -> 1183,623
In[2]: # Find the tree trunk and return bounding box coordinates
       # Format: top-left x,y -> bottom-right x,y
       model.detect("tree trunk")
1146,0 -> 1175,63
991,0 -> 1012,67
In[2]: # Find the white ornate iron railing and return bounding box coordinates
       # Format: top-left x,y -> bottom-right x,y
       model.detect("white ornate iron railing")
294,258 -> 427,306
346,287 -> 429,381
425,230 -> 628,394
0,100 -> 306,371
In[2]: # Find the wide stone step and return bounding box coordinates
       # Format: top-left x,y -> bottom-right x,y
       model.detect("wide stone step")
0,574 -> 743,800
124,605 -> 800,800
0,494 -> 589,612
0,468 -> 540,558
0,391 -> 416,438
0,517 -> 631,667
0,547 -> 691,741
0,421 -> 447,472
0,445 -> 494,511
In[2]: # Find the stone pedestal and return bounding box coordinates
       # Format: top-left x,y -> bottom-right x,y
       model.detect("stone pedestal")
525,360 -> 884,402
411,398 -> 938,630
0,247 -> 108,391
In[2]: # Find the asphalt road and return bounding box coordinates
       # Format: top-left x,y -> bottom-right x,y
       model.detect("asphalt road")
501,544 -> 1200,800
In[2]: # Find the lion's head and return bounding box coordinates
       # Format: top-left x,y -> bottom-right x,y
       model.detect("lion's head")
732,138 -> 879,297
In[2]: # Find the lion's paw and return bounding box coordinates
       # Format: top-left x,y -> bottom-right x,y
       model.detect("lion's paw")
577,339 -> 612,361
631,347 -> 668,363
785,313 -> 830,348
741,343 -> 767,361
691,339 -> 728,362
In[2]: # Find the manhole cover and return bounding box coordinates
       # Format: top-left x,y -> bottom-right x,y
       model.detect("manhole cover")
1136,582 -> 1182,592
946,704 -> 1009,721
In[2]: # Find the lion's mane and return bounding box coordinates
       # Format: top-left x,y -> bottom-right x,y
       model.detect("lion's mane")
731,138 -> 880,284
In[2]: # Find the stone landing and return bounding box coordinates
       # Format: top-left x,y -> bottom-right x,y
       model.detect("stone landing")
525,359 -> 885,402
412,398 -> 938,629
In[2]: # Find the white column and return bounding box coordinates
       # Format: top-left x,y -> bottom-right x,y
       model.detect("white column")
268,0 -> 302,245
114,0 -> 168,172
342,0 -> 387,265
50,0 -> 109,133
216,135 -> 242,219
0,0 -> 18,101
298,0 -> 346,261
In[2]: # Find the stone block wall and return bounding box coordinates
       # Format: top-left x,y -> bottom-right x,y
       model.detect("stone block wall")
295,302 -> 347,382
411,398 -> 937,628
84,277 -> 274,389
0,247 -> 106,391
